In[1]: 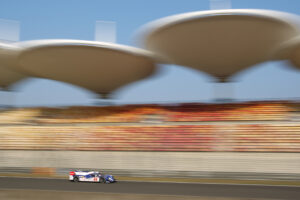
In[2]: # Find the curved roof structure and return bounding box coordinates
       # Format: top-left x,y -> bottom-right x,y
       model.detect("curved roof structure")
17,40 -> 157,95
275,36 -> 300,68
137,9 -> 300,81
0,43 -> 26,90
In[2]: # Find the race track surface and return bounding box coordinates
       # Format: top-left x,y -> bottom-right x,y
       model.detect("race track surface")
0,177 -> 299,200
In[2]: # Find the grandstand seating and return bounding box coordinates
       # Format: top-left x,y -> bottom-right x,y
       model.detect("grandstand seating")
0,108 -> 41,124
0,101 -> 300,152
0,101 -> 294,124
34,106 -> 144,123
164,102 -> 291,121
0,124 -> 300,152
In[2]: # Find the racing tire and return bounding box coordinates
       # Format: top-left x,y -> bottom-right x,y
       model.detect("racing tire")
73,176 -> 79,182
99,177 -> 105,183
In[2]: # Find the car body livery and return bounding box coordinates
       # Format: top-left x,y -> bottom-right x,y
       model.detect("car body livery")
69,170 -> 116,183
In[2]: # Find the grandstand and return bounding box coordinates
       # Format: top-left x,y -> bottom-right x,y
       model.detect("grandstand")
0,9 -> 300,165
0,101 -> 294,124
0,101 -> 299,152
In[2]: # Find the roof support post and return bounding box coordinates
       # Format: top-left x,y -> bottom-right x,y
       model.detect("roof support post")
212,80 -> 235,102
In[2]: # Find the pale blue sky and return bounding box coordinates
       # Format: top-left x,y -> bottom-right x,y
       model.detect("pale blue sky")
1,0 -> 300,106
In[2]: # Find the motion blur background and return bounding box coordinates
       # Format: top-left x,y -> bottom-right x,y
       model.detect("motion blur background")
1,0 -> 300,200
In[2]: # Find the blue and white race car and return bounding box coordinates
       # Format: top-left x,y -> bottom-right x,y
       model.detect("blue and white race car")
69,170 -> 116,183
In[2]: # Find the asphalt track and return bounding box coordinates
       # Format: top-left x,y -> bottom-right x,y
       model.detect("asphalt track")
0,177 -> 300,199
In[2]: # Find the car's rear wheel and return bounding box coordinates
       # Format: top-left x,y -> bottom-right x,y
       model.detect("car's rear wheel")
73,177 -> 79,182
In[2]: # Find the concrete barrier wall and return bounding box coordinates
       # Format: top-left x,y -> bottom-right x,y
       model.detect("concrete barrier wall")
1,150 -> 300,174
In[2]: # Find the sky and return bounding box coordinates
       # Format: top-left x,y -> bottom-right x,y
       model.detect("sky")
1,0 -> 300,107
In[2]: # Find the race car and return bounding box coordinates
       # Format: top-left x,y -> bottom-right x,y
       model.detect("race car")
69,170 -> 116,183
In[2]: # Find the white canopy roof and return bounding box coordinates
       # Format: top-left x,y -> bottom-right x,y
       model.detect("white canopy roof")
0,42 -> 26,89
17,39 -> 157,95
137,9 -> 300,81
274,36 -> 300,68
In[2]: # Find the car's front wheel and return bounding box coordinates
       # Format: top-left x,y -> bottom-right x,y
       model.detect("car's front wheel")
73,177 -> 79,182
